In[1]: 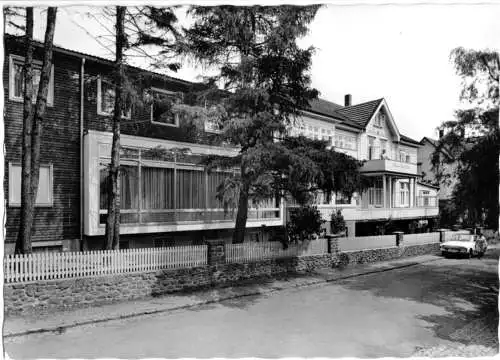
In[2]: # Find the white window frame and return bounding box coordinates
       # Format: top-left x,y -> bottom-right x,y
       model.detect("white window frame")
97,76 -> 131,119
149,87 -> 180,128
203,104 -> 223,134
9,54 -> 54,106
8,162 -> 54,207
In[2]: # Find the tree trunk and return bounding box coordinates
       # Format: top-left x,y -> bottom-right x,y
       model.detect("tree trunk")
105,6 -> 126,250
232,176 -> 250,244
15,8 -> 34,255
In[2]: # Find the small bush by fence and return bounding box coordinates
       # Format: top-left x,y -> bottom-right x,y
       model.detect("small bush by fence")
338,235 -> 396,251
225,238 -> 328,263
4,246 -> 208,283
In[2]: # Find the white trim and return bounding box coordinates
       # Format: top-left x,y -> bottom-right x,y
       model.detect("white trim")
301,109 -> 342,124
96,76 -> 131,119
367,99 -> 400,142
9,54 -> 54,106
149,87 -> 180,127
8,162 -> 54,207
88,130 -> 239,157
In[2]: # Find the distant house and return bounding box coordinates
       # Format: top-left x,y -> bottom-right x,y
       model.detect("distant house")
418,136 -> 457,203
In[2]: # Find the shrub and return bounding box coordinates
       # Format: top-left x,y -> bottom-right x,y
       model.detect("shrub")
287,206 -> 324,243
330,209 -> 346,235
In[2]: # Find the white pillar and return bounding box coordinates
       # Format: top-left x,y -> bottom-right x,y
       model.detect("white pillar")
409,178 -> 414,208
383,175 -> 387,208
388,177 -> 392,208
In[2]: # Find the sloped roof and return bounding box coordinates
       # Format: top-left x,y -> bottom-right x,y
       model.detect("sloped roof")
335,98 -> 384,128
400,134 -> 420,146
421,137 -> 453,159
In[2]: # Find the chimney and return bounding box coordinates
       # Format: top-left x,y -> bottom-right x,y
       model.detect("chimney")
344,94 -> 352,107
439,129 -> 444,139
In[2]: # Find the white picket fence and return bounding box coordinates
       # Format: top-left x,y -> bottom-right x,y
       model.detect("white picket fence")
225,238 -> 328,263
4,246 -> 208,283
338,235 -> 396,251
404,232 -> 440,245
444,230 -> 470,242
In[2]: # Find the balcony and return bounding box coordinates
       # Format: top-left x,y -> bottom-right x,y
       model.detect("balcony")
360,159 -> 417,176
316,196 -> 439,222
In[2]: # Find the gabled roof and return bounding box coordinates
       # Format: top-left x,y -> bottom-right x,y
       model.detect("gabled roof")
400,134 -> 420,146
417,181 -> 440,190
334,98 -> 384,128
305,98 -> 363,129
420,137 -> 453,159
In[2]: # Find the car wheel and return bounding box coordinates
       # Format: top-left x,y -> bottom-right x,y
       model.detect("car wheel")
442,251 -> 448,258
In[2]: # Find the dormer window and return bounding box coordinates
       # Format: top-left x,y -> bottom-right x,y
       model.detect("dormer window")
148,88 -> 181,127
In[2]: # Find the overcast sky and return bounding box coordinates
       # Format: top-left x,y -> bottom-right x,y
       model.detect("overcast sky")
26,2 -> 500,141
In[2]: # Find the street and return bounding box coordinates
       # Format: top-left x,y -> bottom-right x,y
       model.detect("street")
5,249 -> 499,358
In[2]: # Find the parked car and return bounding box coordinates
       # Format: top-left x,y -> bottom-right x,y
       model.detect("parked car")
440,234 -> 488,258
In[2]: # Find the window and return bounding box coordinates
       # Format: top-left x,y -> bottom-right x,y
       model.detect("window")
149,88 -> 182,126
368,136 -> 379,160
335,192 -> 351,205
100,164 -> 139,210
204,105 -> 224,134
379,140 -> 389,159
420,190 -> 430,206
335,133 -> 356,150
374,112 -> 385,128
97,77 -> 131,118
9,55 -> 54,106
399,182 -> 409,207
141,167 -> 175,210
368,178 -> 383,207
9,163 -> 53,207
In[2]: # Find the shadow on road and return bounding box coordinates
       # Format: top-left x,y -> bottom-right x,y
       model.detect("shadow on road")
336,251 -> 499,351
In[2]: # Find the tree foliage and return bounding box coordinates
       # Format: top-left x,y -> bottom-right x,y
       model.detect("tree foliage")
287,206 -> 324,243
169,5 -> 367,243
432,47 -> 499,229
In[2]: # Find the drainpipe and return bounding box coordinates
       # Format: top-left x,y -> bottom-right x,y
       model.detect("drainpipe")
80,57 -> 86,251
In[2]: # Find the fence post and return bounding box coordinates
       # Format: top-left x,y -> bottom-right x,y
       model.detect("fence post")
206,239 -> 226,266
326,235 -> 339,254
438,229 -> 446,243
394,231 -> 404,247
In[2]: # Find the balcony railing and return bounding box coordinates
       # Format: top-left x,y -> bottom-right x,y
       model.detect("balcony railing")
416,196 -> 438,208
360,159 -> 417,175
99,207 -> 281,225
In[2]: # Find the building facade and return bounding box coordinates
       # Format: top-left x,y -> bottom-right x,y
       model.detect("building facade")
289,96 -> 439,236
3,36 -> 283,253
3,36 -> 438,253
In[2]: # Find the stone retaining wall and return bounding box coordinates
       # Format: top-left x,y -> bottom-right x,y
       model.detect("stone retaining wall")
4,254 -> 338,315
343,243 -> 440,265
4,239 -> 438,315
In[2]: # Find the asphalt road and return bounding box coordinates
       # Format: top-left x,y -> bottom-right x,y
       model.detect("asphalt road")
5,249 -> 499,359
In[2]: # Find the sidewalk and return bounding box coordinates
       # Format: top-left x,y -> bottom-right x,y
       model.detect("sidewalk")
3,253 -> 440,338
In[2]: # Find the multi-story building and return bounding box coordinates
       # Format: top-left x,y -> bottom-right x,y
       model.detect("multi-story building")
290,95 -> 439,236
4,35 -> 283,253
3,36 -> 438,253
